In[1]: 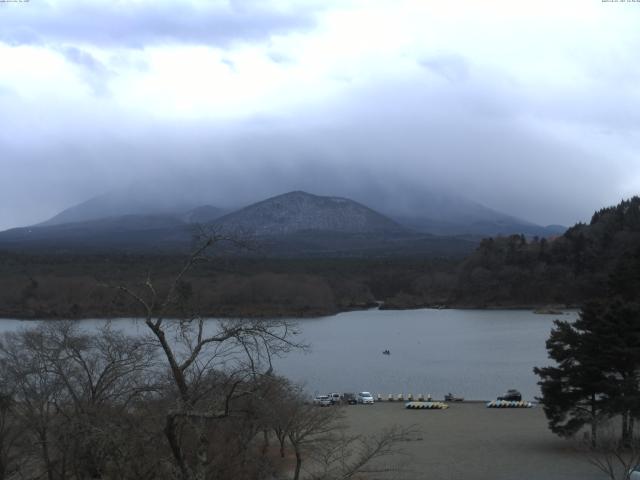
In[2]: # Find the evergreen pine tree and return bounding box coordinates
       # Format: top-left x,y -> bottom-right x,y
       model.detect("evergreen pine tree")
535,247 -> 640,446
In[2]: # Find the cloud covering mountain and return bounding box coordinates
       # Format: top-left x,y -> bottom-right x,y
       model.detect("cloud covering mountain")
1,0 -> 639,231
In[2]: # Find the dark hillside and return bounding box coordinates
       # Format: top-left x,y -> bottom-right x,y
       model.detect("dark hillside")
1,198 -> 637,318
377,197 -> 640,309
0,253 -> 457,319
442,197 -> 640,307
213,191 -> 407,236
0,215 -> 193,253
0,191 -> 478,257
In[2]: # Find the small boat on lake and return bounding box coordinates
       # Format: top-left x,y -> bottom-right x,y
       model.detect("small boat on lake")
444,393 -> 464,402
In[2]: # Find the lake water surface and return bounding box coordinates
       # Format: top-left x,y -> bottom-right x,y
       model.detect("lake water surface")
273,308 -> 576,401
0,308 -> 575,401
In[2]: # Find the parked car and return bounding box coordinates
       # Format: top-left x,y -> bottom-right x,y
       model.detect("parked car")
357,392 -> 375,404
313,395 -> 332,407
328,392 -> 341,405
343,393 -> 357,405
497,389 -> 522,401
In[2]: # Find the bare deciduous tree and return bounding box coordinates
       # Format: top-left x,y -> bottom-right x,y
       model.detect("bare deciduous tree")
286,400 -> 344,480
582,421 -> 640,480
0,232 -> 410,480
0,321 -> 161,480
0,389 -> 20,480
117,232 -> 303,480
1,328 -> 67,480
280,392 -> 415,480
309,426 -> 416,480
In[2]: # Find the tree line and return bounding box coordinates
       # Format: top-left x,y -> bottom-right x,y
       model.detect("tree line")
453,196 -> 640,307
0,237 -> 411,480
535,246 -> 640,478
3,197 -> 640,317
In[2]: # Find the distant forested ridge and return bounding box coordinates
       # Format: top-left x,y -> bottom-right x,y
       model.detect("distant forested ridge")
444,196 -> 640,307
0,197 -> 638,319
0,254 -> 458,319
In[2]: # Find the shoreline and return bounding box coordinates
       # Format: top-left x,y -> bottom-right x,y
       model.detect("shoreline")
0,303 -> 579,321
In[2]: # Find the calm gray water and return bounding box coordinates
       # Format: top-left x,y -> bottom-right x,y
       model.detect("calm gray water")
0,308 -> 575,401
273,308 -> 576,401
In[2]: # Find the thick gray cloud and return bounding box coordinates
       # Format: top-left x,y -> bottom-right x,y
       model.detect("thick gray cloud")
419,54 -> 470,83
0,1 -> 639,231
0,0 -> 316,48
0,78 -> 627,229
57,46 -> 112,95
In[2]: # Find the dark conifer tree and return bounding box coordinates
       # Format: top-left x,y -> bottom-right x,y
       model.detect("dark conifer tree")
535,246 -> 640,446
534,311 -> 609,447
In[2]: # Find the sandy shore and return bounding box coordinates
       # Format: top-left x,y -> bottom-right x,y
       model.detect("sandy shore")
342,402 -> 603,480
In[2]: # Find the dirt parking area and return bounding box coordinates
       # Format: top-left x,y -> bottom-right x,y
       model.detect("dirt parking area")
343,402 -> 604,480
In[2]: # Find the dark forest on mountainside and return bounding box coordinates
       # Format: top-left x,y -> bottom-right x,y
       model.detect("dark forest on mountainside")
0,197 -> 639,319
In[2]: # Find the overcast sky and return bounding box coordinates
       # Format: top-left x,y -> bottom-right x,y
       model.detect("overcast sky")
1,0 -> 639,230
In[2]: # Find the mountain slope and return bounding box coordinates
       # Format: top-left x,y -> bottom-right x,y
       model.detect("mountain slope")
384,196 -> 640,308
366,187 -> 565,236
1,188 -> 561,257
0,214 -> 192,252
214,191 -> 407,236
36,182 -> 563,238
0,191 -> 477,256
392,215 -> 565,237
181,205 -> 228,224
40,187 -> 201,226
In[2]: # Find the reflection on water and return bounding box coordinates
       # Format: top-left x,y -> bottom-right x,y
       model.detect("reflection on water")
0,308 -> 576,401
